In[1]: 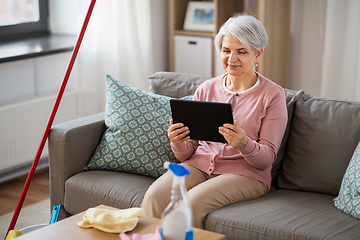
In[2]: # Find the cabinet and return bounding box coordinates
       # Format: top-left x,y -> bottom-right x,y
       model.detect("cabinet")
169,0 -> 290,88
174,35 -> 213,77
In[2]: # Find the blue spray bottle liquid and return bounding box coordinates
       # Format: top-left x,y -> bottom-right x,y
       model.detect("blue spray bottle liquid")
161,162 -> 193,240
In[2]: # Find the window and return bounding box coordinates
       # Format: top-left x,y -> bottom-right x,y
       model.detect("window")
0,0 -> 49,40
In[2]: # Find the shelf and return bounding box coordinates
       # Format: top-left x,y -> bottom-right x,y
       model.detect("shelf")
173,30 -> 214,38
169,0 -> 290,88
169,0 -> 244,76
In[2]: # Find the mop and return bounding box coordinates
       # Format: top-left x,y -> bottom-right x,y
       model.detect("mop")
5,0 -> 97,238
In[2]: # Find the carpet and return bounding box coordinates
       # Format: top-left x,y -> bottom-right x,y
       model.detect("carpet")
0,199 -> 50,239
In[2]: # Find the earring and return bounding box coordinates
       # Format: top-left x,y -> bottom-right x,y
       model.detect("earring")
255,63 -> 259,67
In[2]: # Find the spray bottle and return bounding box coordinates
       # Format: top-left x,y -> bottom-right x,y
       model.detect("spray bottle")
161,162 -> 193,240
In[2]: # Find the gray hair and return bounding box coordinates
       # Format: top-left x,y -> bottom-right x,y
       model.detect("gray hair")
214,15 -> 268,53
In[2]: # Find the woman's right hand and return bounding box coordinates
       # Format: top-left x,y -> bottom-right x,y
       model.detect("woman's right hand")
168,119 -> 190,145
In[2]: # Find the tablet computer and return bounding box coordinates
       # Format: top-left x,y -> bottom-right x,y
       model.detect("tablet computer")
170,99 -> 233,143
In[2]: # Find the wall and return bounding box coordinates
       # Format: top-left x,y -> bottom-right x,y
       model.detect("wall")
0,52 -> 78,180
0,52 -> 78,105
150,0 -> 169,72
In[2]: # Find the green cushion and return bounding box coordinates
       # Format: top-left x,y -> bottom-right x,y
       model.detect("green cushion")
85,75 -> 191,178
334,141 -> 360,219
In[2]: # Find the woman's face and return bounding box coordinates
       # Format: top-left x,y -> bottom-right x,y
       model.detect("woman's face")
221,35 -> 262,77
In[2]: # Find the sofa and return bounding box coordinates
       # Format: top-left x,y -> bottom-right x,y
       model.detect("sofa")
49,72 -> 360,240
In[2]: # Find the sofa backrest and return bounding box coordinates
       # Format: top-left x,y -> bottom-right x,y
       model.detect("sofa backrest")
271,89 -> 304,186
277,93 -> 360,195
148,71 -> 210,98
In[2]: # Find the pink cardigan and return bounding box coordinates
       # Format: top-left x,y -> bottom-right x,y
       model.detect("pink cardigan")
171,73 -> 288,188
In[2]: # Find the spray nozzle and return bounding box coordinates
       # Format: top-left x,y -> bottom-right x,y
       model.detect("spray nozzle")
164,162 -> 190,177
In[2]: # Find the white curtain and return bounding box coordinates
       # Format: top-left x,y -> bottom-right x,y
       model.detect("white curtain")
320,0 -> 360,101
49,0 -> 154,117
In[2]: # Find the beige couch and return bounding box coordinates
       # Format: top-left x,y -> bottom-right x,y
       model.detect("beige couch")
49,72 -> 360,239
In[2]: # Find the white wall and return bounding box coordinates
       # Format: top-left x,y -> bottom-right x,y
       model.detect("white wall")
0,59 -> 35,104
150,0 -> 169,72
0,52 -> 78,105
0,52 -> 78,178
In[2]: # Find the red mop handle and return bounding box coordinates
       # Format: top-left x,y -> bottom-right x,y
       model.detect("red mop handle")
5,0 -> 97,237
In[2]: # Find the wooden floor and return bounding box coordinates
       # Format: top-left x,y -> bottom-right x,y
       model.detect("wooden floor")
0,169 -> 49,216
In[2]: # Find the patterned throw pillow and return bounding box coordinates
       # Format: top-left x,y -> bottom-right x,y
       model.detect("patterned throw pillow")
334,141 -> 360,219
85,75 -> 191,178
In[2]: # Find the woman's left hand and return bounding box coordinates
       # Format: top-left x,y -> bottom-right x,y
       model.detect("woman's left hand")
219,120 -> 248,149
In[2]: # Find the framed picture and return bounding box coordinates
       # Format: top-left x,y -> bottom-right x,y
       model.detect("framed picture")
183,1 -> 215,32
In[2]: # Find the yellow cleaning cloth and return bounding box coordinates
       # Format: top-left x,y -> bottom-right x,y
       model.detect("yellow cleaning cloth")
77,207 -> 144,233
5,230 -> 23,240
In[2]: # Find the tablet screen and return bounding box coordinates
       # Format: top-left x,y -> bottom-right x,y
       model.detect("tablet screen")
170,99 -> 233,143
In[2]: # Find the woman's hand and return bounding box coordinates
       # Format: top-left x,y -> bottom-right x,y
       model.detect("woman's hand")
168,119 -> 190,145
219,120 -> 248,149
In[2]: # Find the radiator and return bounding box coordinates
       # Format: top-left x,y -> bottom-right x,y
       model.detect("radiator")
0,88 -> 78,175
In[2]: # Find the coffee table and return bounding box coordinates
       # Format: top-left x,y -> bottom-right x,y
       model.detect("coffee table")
16,205 -> 226,240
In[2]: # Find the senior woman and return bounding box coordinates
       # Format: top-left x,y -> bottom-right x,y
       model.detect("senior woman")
141,15 -> 288,229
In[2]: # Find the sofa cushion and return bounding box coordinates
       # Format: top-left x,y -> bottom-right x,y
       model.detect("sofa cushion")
271,89 -> 304,186
64,171 -> 154,215
205,189 -> 360,240
278,94 -> 360,195
148,71 -> 210,98
334,141 -> 360,219
85,75 -> 182,178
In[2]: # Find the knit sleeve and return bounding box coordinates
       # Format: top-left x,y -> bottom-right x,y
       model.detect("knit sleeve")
171,140 -> 199,162
239,88 -> 288,169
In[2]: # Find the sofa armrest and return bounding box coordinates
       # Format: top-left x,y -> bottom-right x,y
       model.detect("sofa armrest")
48,112 -> 106,218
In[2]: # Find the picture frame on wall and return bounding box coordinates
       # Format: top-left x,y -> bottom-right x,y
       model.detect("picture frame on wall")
183,1 -> 215,32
